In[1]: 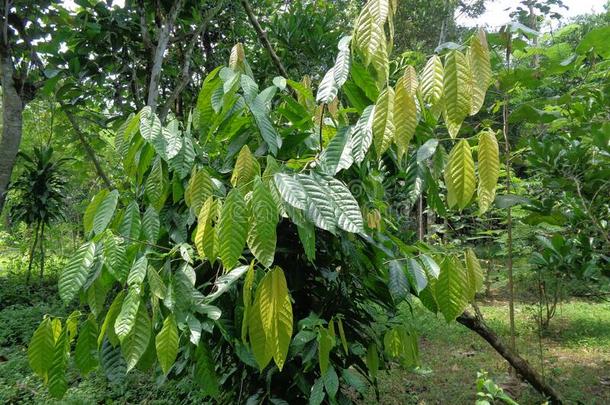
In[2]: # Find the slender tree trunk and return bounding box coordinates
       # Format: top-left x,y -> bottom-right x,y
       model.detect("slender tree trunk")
39,222 -> 45,281
503,34 -> 517,355
159,0 -> 224,122
457,310 -> 562,404
0,48 -> 24,214
147,0 -> 185,110
417,195 -> 424,241
26,221 -> 40,285
60,103 -> 113,189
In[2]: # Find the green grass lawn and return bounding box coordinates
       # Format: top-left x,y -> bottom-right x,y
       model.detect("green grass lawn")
1,262 -> 609,404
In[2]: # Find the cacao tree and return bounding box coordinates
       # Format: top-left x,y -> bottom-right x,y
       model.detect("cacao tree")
29,0 -> 500,402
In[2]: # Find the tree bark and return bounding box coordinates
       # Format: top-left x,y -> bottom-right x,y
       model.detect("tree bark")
61,103 -> 113,189
146,0 -> 184,110
240,0 -> 290,79
0,46 -> 24,214
159,0 -> 224,122
457,310 -> 562,404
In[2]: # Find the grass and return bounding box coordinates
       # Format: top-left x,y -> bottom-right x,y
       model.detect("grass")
1,255 -> 609,404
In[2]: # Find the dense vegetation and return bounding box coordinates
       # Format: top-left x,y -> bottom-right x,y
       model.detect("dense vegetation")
0,0 -> 608,404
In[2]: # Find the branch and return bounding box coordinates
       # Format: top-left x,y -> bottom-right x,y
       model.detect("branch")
159,0 -> 224,121
239,0 -> 289,78
60,101 -> 113,189
457,310 -> 563,404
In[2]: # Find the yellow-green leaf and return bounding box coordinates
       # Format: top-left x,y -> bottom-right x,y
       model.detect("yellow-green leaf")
394,73 -> 418,157
156,314 -> 179,375
445,139 -> 475,210
195,197 -> 217,261
373,86 -> 395,155
468,29 -> 492,115
230,145 -> 260,193
477,129 -> 500,214
443,50 -> 471,136
420,55 -> 444,107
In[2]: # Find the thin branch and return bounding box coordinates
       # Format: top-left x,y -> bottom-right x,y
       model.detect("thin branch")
239,0 -> 289,78
60,101 -> 113,189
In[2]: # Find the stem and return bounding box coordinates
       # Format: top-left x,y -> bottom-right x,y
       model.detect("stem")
39,222 -> 45,281
502,32 -> 517,354
26,221 -> 40,285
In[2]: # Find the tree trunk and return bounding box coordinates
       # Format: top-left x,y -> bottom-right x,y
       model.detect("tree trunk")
26,221 -> 40,285
0,48 -> 24,214
502,33 -> 517,355
147,0 -> 185,110
39,222 -> 45,281
457,310 -> 562,404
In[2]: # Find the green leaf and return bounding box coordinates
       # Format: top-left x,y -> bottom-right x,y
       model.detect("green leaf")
407,258 -> 427,293
156,314 -> 179,375
48,328 -> 69,398
323,366 -> 339,399
115,288 -> 141,342
28,318 -> 55,380
420,55 -> 444,107
316,67 -> 338,104
242,262 -> 255,343
119,201 -> 141,240
436,256 -> 469,322
145,157 -> 166,209
142,206 -> 160,243
122,305 -> 151,372
253,267 -> 293,371
98,291 -> 125,347
468,29 -> 491,115
103,234 -> 129,283
247,178 -> 278,268
351,105 -> 375,163
373,86 -> 395,155
297,174 -> 337,233
309,377 -> 325,405
465,248 -> 484,300
204,264 -> 249,303
185,168 -> 213,215
388,260 -> 409,302
477,130 -> 500,214
318,326 -> 333,376
326,176 -> 365,234
195,197 -> 217,261
445,139 -> 475,210
250,95 -> 281,155
319,126 -> 353,175
366,343 -> 379,380
443,50 -> 471,136
75,315 -> 99,375
58,242 -> 96,303
92,190 -> 119,235
147,267 -> 167,300
231,145 -> 260,193
127,256 -> 147,287
394,70 -> 418,157
342,368 -> 367,394
83,189 -> 108,235
217,188 -> 248,270
337,318 -> 349,354
194,341 -> 220,397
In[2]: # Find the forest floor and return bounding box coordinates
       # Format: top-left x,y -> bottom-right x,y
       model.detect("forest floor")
1,261 -> 609,404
